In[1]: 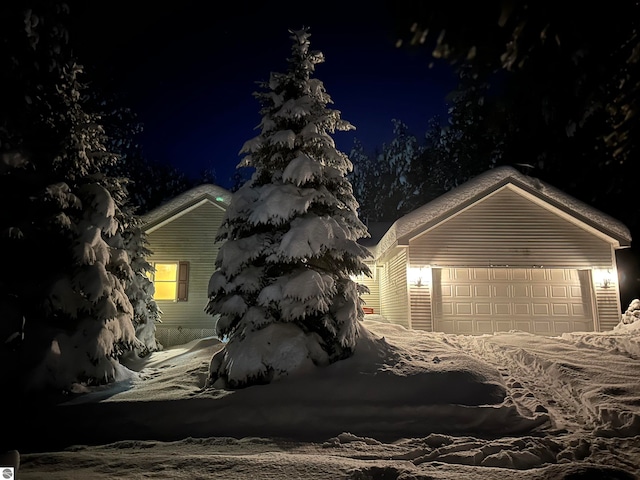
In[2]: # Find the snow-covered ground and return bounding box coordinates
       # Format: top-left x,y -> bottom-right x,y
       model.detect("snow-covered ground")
10,316 -> 640,479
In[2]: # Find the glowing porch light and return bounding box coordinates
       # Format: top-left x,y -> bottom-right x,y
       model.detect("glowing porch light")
593,268 -> 614,289
408,266 -> 431,287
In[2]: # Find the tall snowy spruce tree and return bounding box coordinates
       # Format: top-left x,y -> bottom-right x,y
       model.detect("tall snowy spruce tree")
0,3 -> 154,391
206,28 -> 372,389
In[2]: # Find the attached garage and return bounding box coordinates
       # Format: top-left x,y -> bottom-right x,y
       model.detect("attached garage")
368,166 -> 632,335
433,267 -> 594,335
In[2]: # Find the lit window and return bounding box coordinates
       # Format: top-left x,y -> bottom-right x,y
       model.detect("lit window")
153,263 -> 178,300
148,262 -> 190,301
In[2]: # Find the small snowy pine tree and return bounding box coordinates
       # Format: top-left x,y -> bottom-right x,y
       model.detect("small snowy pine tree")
117,200 -> 162,357
206,28 -> 372,388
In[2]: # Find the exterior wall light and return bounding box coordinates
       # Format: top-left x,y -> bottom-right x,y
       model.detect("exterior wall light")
593,268 -> 614,289
408,266 -> 431,287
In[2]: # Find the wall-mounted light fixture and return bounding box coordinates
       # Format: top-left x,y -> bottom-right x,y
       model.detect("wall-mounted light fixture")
593,268 -> 614,289
408,266 -> 431,287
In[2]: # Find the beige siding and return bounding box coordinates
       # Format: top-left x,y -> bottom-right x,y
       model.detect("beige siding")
594,284 -> 622,331
379,250 -> 409,327
358,264 -> 381,314
409,284 -> 432,330
409,187 -> 614,267
146,201 -> 225,332
406,250 -> 431,330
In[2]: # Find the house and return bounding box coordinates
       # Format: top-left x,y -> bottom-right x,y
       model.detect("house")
357,166 -> 632,335
141,184 -> 231,347
142,167 -> 632,346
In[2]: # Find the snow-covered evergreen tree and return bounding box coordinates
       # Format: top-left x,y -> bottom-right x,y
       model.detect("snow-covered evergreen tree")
206,28 -> 372,389
0,3 -> 150,391
118,202 -> 162,357
376,119 -> 424,217
348,120 -> 425,222
347,138 -> 378,224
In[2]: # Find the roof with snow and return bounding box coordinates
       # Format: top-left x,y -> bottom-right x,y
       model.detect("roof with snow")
141,183 -> 231,233
373,166 -> 632,259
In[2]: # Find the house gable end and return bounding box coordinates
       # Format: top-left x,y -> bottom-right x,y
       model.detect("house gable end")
144,195 -> 226,234
408,186 -> 615,268
403,182 -> 627,249
141,184 -> 231,234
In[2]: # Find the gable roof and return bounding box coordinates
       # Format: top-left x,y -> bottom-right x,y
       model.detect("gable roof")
373,166 -> 632,259
141,184 -> 231,233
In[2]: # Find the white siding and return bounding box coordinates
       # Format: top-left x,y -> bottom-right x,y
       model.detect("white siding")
594,284 -> 622,331
146,201 -> 225,334
379,250 -> 409,327
409,188 -> 614,267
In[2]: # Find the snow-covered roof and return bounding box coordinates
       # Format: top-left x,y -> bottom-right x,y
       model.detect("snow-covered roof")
141,184 -> 232,232
374,166 -> 632,259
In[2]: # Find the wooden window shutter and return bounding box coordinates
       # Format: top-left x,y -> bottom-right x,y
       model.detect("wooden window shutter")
177,261 -> 189,301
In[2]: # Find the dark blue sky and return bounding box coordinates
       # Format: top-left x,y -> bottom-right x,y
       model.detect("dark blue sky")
70,1 -> 457,189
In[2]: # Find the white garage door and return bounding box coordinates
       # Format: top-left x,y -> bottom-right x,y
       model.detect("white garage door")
434,268 -> 594,335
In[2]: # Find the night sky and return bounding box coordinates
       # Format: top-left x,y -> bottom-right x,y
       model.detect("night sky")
68,1 -> 457,189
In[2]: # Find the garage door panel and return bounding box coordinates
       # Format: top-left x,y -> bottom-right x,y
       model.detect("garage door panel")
495,303 -> 511,315
454,268 -> 470,280
456,285 -> 472,297
532,286 -> 548,297
551,286 -> 568,297
440,303 -> 452,315
554,321 -> 571,333
534,321 -> 552,334
514,321 -> 532,332
435,268 -> 594,335
552,304 -> 569,315
513,284 -> 530,297
457,320 -> 473,334
512,269 -> 528,280
531,269 -> 548,280
572,304 -> 585,315
439,320 -> 455,334
574,320 -> 593,331
475,303 -> 491,315
476,321 -> 494,333
473,269 -> 490,280
550,269 -> 569,281
474,285 -> 491,297
456,303 -> 472,315
495,320 -> 512,331
533,304 -> 550,315
493,284 -> 510,297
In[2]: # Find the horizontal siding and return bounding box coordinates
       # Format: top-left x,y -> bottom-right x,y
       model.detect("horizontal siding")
155,327 -> 217,348
358,265 -> 381,314
146,201 -> 225,330
595,285 -> 622,331
409,285 -> 431,330
379,250 -> 409,327
409,187 -> 613,267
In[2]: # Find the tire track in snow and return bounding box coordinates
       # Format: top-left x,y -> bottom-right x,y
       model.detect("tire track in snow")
442,332 -> 640,437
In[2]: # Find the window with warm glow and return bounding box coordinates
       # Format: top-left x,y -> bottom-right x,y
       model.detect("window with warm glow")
151,263 -> 178,300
